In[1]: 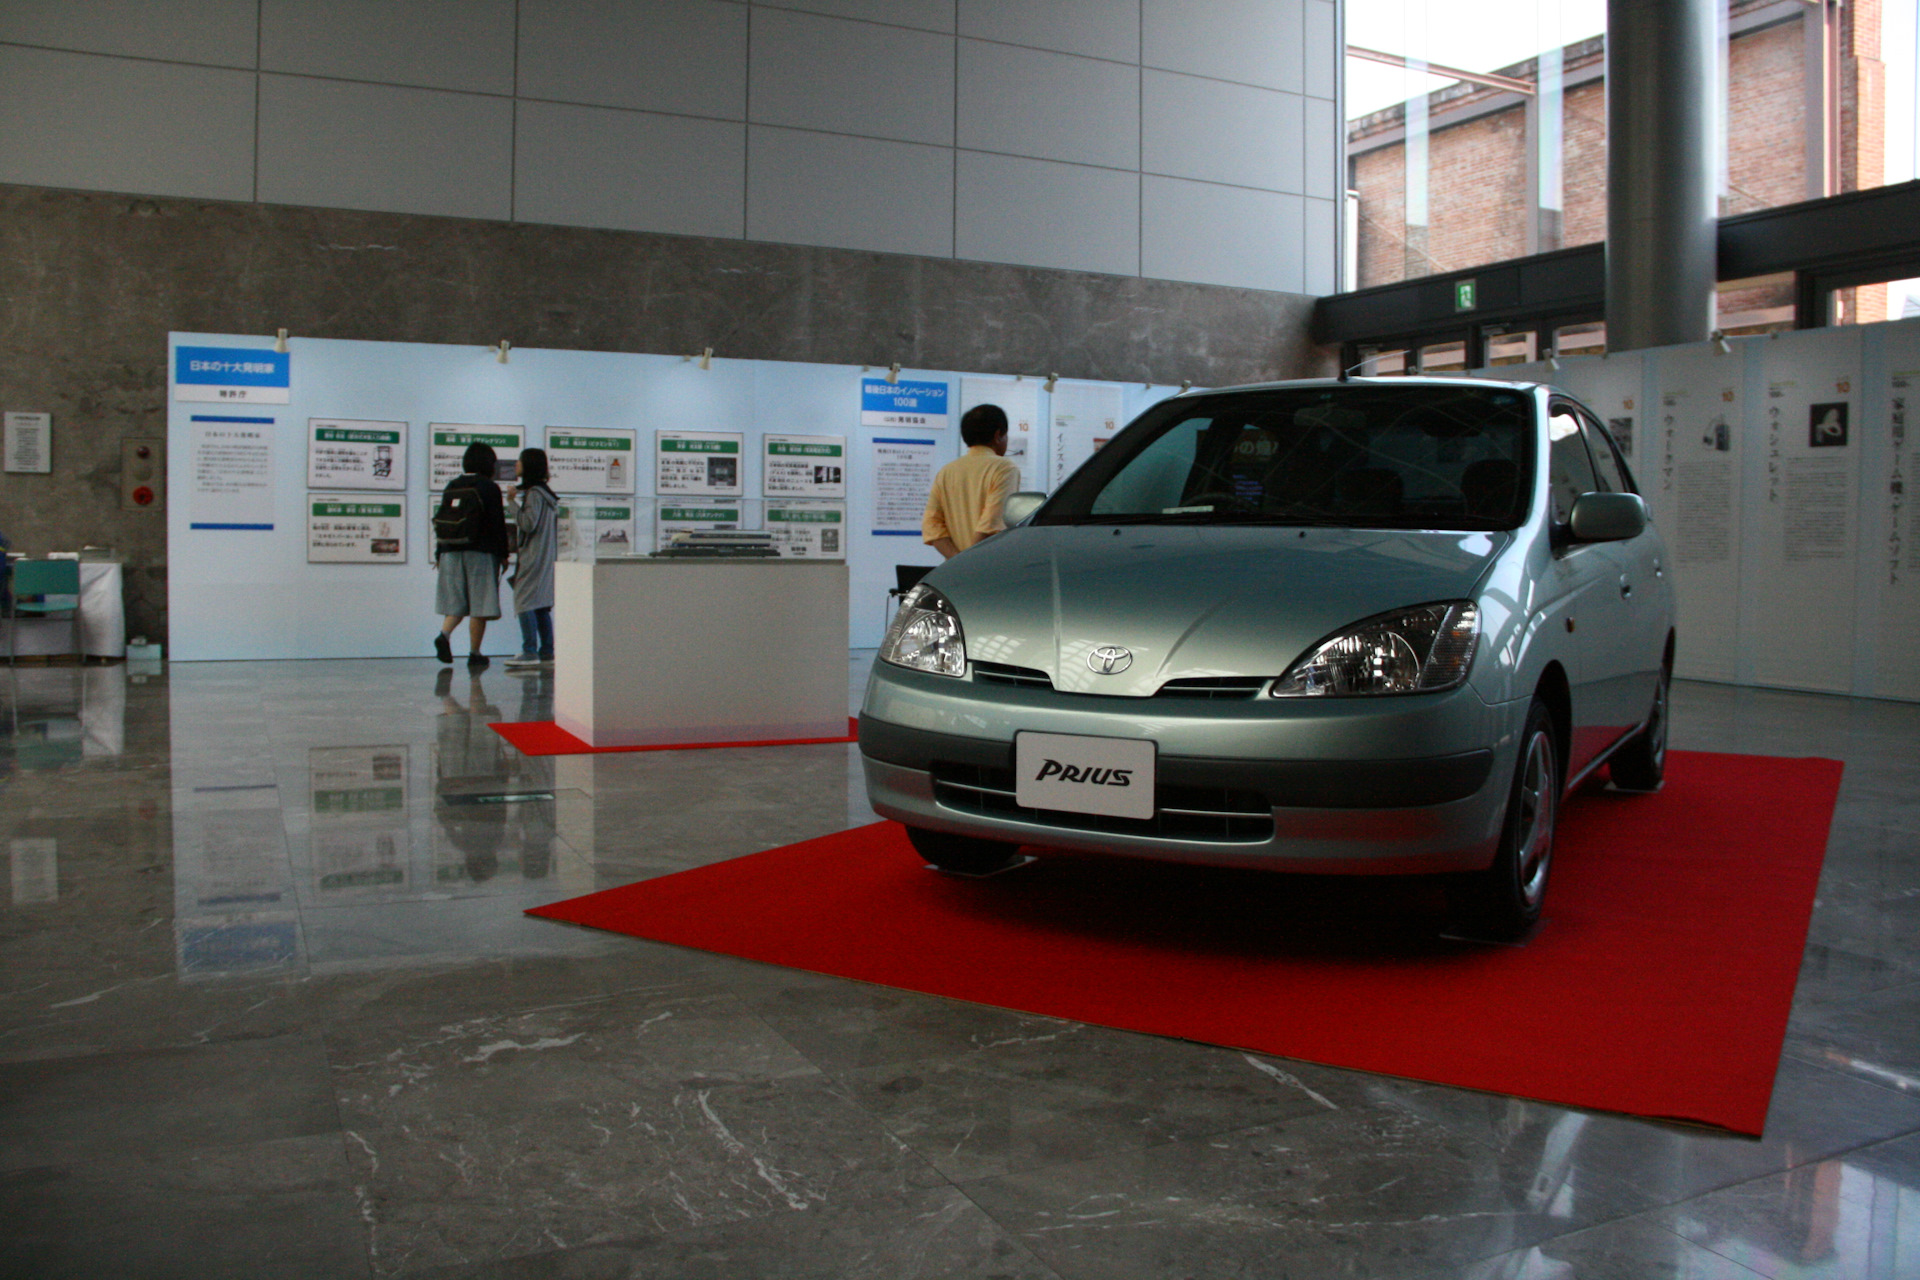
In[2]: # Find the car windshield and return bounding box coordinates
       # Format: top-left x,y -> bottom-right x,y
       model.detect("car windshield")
1035,384 -> 1535,531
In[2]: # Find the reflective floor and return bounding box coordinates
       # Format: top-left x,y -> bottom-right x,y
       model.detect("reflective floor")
1,656 -> 1916,1279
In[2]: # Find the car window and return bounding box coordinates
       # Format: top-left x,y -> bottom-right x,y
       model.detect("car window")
1580,414 -> 1635,494
1040,385 -> 1534,531
1548,406 -> 1599,523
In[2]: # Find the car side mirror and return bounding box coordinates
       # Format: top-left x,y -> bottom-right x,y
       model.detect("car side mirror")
1568,491 -> 1648,542
1003,491 -> 1047,527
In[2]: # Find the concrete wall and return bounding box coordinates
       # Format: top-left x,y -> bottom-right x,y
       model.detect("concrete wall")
0,183 -> 1329,645
0,0 -> 1341,296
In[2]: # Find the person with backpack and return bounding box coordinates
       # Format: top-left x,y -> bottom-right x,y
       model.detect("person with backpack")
432,442 -> 512,669
503,446 -> 558,670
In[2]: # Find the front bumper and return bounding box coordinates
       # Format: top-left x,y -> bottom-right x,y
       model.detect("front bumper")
858,664 -> 1521,875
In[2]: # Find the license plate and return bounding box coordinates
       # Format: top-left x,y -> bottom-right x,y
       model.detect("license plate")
1014,732 -> 1156,820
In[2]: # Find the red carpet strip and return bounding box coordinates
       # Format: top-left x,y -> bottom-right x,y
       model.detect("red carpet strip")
491,717 -> 857,756
528,750 -> 1841,1134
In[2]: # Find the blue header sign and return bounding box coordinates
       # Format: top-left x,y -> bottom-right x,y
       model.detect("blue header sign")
174,345 -> 292,404
860,378 -> 949,430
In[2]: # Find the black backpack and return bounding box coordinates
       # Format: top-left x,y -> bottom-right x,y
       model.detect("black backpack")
433,480 -> 484,549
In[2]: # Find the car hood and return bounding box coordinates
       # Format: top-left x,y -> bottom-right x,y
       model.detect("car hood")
927,525 -> 1507,696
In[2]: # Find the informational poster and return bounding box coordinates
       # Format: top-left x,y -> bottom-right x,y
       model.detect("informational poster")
656,430 -> 744,497
188,417 -> 275,530
766,502 -> 847,558
173,344 -> 291,405
557,498 -> 639,559
1649,348 -> 1744,682
3,411 -> 51,474
1749,329 -> 1861,693
1875,326 -> 1920,699
657,503 -> 742,546
961,377 -> 1042,491
1049,382 -> 1123,489
306,419 -> 406,491
546,428 -> 637,495
871,437 -> 938,535
763,434 -> 847,499
861,377 -> 949,430
306,496 -> 407,564
1549,354 -> 1645,471
428,424 -> 523,492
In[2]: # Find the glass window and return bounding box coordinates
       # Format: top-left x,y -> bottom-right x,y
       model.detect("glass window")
1578,412 -> 1634,493
1548,405 -> 1598,522
1552,320 -> 1606,357
1040,385 -> 1535,532
1484,329 -> 1539,366
1357,346 -> 1411,376
1717,273 -> 1796,337
1418,339 -> 1469,372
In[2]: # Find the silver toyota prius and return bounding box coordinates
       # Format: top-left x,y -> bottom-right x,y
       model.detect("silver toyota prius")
860,377 -> 1675,939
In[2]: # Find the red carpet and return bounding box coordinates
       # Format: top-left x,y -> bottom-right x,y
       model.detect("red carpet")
491,718 -> 857,756
529,750 -> 1841,1134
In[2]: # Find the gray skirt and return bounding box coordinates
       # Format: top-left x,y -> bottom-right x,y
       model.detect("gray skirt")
435,550 -> 501,619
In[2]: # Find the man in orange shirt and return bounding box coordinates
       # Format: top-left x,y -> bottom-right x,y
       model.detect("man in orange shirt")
923,404 -> 1019,558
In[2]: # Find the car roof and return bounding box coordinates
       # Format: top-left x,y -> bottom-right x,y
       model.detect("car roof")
1177,375 -> 1546,397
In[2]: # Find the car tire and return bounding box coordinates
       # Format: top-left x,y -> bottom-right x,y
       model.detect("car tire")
905,825 -> 1022,876
1608,657 -> 1670,794
1448,698 -> 1559,941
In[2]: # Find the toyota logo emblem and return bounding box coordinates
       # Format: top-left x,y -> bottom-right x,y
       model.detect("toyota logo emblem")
1087,645 -> 1133,675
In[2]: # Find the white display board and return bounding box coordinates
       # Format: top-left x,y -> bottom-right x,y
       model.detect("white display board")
657,502 -> 742,545
307,496 -> 407,564
1049,382 -> 1123,489
961,377 -> 1042,491
429,424 -> 522,491
307,419 -> 407,491
656,430 -> 744,497
1652,346 -> 1746,682
763,434 -> 847,499
546,427 -> 636,495
1871,329 -> 1920,699
766,501 -> 847,558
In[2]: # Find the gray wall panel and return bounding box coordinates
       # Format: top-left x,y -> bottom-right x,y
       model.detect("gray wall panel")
1304,195 -> 1337,296
958,41 -> 1137,171
0,47 -> 254,201
748,126 -> 953,258
749,9 -> 954,146
1304,95 -> 1337,199
260,0 -> 515,95
957,0 -> 1138,63
1142,0 -> 1303,92
1143,176 -> 1303,293
1143,70 -> 1300,193
756,0 -> 955,33
517,103 -> 745,239
956,151 -> 1137,276
0,0 -> 257,68
518,0 -> 748,119
1305,0 -> 1337,100
257,76 -> 514,221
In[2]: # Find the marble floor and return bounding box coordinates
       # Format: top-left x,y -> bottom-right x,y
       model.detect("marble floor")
0,655 -> 1916,1279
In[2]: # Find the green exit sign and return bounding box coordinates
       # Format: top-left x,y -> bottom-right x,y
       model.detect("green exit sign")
1454,279 -> 1477,312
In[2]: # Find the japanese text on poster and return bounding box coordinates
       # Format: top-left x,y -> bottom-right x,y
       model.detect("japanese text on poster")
861,379 -> 949,430
307,419 -> 406,492
189,418 -> 275,529
870,437 -> 937,535
657,503 -> 741,547
428,425 -> 523,492
656,431 -> 744,497
3,411 -> 51,474
546,428 -> 636,495
763,434 -> 847,499
174,345 -> 291,405
307,497 -> 407,564
766,502 -> 846,558
558,498 -> 639,559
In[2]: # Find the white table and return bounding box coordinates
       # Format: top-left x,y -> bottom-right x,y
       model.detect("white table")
555,558 -> 848,747
7,560 -> 126,659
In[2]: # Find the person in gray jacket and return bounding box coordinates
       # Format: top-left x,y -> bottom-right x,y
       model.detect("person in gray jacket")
504,447 -> 559,670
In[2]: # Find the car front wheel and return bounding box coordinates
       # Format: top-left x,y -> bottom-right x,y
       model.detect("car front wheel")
905,825 -> 1023,876
1449,698 -> 1559,941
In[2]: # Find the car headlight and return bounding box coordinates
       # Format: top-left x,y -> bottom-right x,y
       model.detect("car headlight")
880,583 -> 967,677
1271,601 -> 1478,697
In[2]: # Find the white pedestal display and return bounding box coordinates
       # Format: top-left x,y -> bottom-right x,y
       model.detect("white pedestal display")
554,558 -> 849,747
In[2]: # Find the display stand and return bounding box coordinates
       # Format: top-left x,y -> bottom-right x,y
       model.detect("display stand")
554,559 -> 849,747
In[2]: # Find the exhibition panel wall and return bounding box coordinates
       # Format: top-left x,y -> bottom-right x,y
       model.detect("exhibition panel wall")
166,333 -> 1178,661
1485,319 -> 1918,702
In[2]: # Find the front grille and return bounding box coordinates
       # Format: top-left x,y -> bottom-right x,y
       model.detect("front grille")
971,661 -> 1053,689
930,762 -> 1273,843
1154,676 -> 1270,699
